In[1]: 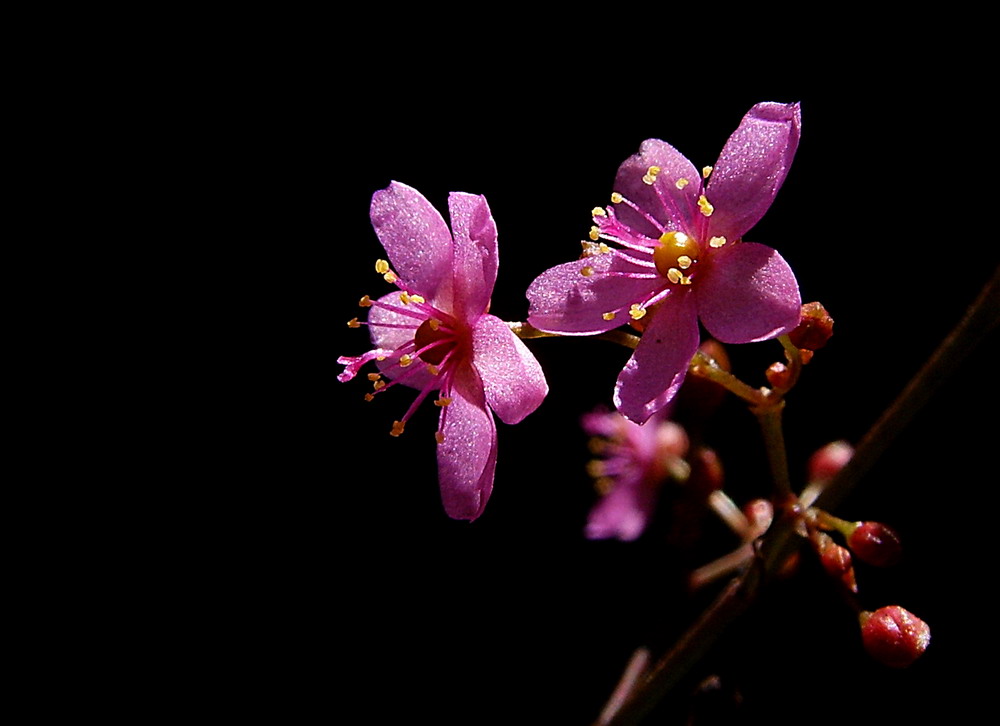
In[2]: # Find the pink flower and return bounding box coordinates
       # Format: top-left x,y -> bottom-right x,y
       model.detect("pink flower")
338,182 -> 548,520
527,102 -> 802,423
583,409 -> 689,541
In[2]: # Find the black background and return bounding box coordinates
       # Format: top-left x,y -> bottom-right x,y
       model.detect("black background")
311,65 -> 997,724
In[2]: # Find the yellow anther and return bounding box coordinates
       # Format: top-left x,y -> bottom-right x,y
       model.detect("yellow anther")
429,319 -> 440,331
641,174 -> 655,185
599,243 -> 611,254
347,318 -> 360,328
399,354 -> 413,367
434,397 -> 453,407
399,292 -> 412,305
376,355 -> 387,361
375,259 -> 390,274
390,420 -> 405,437
589,226 -> 600,241
647,165 -> 661,177
435,431 -> 445,444
675,178 -> 690,190
367,373 -> 381,381
677,255 -> 693,270
581,266 -> 594,277
581,241 -> 600,257
698,195 -> 714,217
586,460 -> 606,478
629,304 -> 647,320
680,276 -> 693,285
364,393 -> 375,402
702,165 -> 713,179
373,380 -> 387,391
427,364 -> 440,376
602,312 -> 616,321
709,236 -> 727,248
588,437 -> 607,455
611,192 -> 623,204
410,294 -> 425,304
667,268 -> 683,284
383,271 -> 398,283
592,206 -> 607,217
359,295 -> 372,307
594,477 -> 614,495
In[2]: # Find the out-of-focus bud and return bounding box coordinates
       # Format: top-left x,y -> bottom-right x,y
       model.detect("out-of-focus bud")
849,522 -> 903,567
787,302 -> 834,352
807,440 -> 854,485
813,531 -> 857,592
860,606 -> 930,668
765,362 -> 791,389
744,499 -> 774,538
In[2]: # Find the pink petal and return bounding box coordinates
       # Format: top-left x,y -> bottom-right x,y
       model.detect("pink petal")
696,242 -> 801,344
447,192 -> 498,322
614,290 -> 700,424
472,314 -> 548,425
368,291 -> 436,391
370,182 -> 454,307
706,102 -> 801,241
611,138 -> 702,239
526,253 -> 664,334
437,365 -> 497,521
585,472 -> 656,541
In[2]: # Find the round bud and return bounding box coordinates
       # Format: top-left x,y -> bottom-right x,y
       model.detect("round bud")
860,606 -> 930,668
808,440 -> 854,485
849,521 -> 903,567
788,301 -> 834,351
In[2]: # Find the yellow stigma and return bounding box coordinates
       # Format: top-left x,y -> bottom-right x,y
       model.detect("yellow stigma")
611,192 -> 623,204
709,236 -> 727,248
629,304 -> 647,320
602,312 -> 616,321
697,195 -> 714,217
435,431 -> 445,444
375,259 -> 390,274
390,420 -> 405,437
581,266 -> 594,277
592,206 -> 607,217
347,318 -> 360,328
359,295 -> 372,307
434,397 -> 453,407
589,226 -> 600,241
654,231 -> 702,280
702,165 -> 713,179
675,178 -> 690,190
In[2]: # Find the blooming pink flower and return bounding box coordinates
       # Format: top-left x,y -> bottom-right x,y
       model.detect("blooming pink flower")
338,182 -> 548,520
527,102 -> 802,423
583,409 -> 689,541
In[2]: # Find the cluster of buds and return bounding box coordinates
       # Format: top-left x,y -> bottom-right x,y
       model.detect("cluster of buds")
766,302 -> 834,389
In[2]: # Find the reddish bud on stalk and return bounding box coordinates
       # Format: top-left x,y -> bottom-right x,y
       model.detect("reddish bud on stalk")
787,301 -> 834,352
765,362 -> 791,389
808,440 -> 854,485
814,531 -> 857,592
849,522 -> 903,567
860,606 -> 930,668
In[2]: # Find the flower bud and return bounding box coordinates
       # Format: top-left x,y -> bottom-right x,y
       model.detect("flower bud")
860,606 -> 930,668
849,521 -> 903,567
813,531 -> 857,592
807,440 -> 854,485
765,362 -> 791,389
787,301 -> 834,351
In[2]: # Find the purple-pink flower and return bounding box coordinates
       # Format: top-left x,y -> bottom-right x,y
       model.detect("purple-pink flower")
338,182 -> 548,520
527,102 -> 802,423
583,409 -> 689,541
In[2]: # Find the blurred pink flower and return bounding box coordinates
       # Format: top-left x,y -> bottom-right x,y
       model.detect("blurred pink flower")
527,102 -> 802,423
339,182 -> 547,520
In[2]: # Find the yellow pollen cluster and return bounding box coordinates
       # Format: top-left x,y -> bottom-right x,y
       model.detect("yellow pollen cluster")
642,165 -> 661,185
435,431 -> 446,444
384,271 -> 397,283
602,312 -> 616,321
390,420 -> 405,437
373,380 -> 386,391
347,318 -> 360,328
675,178 -> 690,190
592,206 -> 607,217
702,165 -> 713,179
367,373 -> 381,381
599,242 -> 611,254
399,354 -> 414,367
586,460 -> 606,478
611,192 -> 623,204
676,255 -> 693,269
580,266 -> 594,277
410,294 -> 425,304
629,304 -> 647,320
709,236 -> 727,248
375,259 -> 389,274
427,364 -> 440,376
428,319 -> 440,331
364,393 -> 375,402
434,397 -> 453,407
359,295 -> 372,307
589,226 -> 600,241
697,195 -> 714,217
667,268 -> 683,284
399,292 -> 412,305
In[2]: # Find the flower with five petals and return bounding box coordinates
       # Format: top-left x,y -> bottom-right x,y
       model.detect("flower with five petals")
526,102 -> 802,423
339,182 -> 548,520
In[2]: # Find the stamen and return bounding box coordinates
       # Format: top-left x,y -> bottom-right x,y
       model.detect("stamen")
709,236 -> 727,248
702,165 -> 713,179
367,373 -> 381,381
399,354 -> 414,367
375,259 -> 390,274
599,243 -> 611,254
680,276 -> 693,285
589,226 -> 600,241
410,294 -> 425,304
698,195 -> 714,217
629,304 -> 647,320
373,380 -> 387,391
359,295 -> 372,307
642,165 -> 661,185
675,178 -> 690,190
580,266 -> 594,277
434,397 -> 453,407
427,364 -> 440,376
347,318 -> 360,328
603,312 -> 616,321
364,393 -> 375,402
399,292 -> 412,305
677,255 -> 693,270
435,432 -> 445,444
384,271 -> 398,283
390,420 -> 405,437
592,207 -> 607,217
611,192 -> 623,204
667,268 -> 683,284
587,460 -> 606,477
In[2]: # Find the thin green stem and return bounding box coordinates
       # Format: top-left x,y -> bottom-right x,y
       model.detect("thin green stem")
689,351 -> 767,406
753,402 -> 794,501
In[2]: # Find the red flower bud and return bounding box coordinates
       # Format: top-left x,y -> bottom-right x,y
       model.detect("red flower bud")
860,606 -> 930,668
814,531 -> 857,592
787,301 -> 834,351
765,362 -> 792,389
807,441 -> 854,485
849,522 -> 903,567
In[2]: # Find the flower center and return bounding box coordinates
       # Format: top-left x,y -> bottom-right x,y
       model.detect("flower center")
414,319 -> 457,366
653,231 -> 701,284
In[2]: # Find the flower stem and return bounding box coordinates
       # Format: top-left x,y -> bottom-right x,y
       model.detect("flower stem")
753,402 -> 794,502
689,351 -> 767,406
